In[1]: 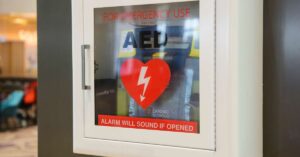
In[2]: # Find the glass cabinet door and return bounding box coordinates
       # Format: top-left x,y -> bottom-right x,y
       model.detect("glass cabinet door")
94,1 -> 200,131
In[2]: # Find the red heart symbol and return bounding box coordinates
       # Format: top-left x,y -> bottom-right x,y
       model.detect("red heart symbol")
120,59 -> 171,110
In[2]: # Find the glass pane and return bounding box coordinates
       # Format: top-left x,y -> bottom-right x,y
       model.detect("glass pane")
94,1 -> 200,134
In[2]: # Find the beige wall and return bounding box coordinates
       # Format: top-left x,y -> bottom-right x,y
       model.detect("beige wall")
0,0 -> 36,13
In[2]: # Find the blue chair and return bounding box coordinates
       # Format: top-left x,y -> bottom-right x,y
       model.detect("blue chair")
0,91 -> 24,130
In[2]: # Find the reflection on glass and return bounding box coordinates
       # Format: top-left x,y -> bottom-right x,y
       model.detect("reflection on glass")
94,1 -> 200,133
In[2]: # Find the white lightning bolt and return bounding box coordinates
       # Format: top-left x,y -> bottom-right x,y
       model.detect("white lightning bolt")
138,66 -> 151,102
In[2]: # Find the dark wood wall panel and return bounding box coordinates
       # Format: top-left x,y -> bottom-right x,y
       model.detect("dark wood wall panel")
37,0 -> 95,156
264,0 -> 300,157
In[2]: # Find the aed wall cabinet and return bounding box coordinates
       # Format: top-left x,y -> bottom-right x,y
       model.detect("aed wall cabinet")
72,0 -> 263,157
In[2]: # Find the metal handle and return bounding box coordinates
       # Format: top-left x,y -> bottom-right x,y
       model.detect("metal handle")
81,44 -> 91,90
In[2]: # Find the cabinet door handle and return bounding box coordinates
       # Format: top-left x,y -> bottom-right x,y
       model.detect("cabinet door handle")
81,44 -> 91,90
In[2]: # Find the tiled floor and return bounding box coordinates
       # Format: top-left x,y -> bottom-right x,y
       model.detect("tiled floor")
0,126 -> 37,157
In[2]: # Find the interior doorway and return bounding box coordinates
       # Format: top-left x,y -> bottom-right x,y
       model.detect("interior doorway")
0,0 -> 37,157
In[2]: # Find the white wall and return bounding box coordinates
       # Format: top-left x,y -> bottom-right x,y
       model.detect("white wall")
0,0 -> 36,13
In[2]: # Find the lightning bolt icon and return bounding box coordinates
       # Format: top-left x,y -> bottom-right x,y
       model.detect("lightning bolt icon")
138,66 -> 151,102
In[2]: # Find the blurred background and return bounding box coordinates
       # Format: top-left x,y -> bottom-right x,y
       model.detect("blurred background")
0,0 -> 37,157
